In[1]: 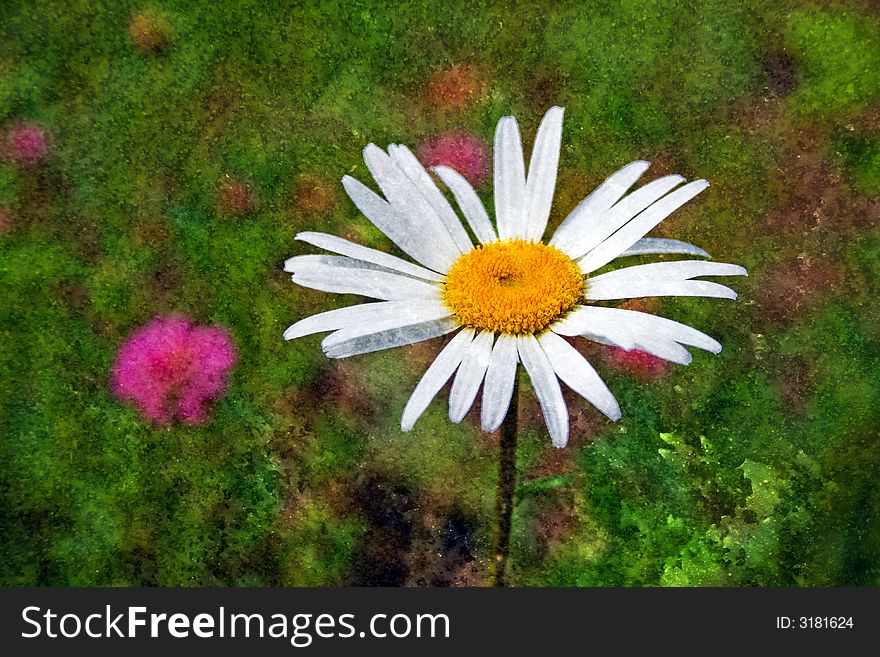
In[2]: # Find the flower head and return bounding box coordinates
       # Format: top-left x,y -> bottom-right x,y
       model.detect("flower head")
283,107 -> 746,447
111,314 -> 237,425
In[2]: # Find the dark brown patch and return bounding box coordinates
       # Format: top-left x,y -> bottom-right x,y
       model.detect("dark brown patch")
400,338 -> 445,376
527,71 -> 568,112
762,125 -> 880,236
292,174 -> 338,216
764,50 -> 798,97
311,362 -> 376,421
128,10 -> 171,54
567,394 -> 611,442
57,281 -> 89,312
407,508 -> 484,587
525,500 -> 576,563
149,259 -> 182,296
421,63 -> 487,116
617,298 -> 661,314
16,166 -> 72,217
349,471 -> 416,586
528,439 -> 576,480
217,178 -> 257,216
774,355 -> 818,413
753,255 -> 840,324
66,217 -> 101,262
430,511 -> 481,586
130,215 -> 173,250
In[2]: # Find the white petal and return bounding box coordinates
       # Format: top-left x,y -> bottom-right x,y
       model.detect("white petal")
626,311 -> 721,353
551,306 -> 637,350
342,175 -> 454,273
618,238 -> 710,259
363,145 -> 464,261
578,179 -> 710,273
401,328 -> 475,431
549,160 -> 650,253
628,335 -> 693,364
295,231 -> 445,282
284,254 -> 398,275
494,116 -> 527,239
586,278 -> 738,301
323,315 -> 460,359
517,334 -> 569,448
480,334 -> 519,432
563,174 -> 685,259
284,300 -> 438,341
555,306 -> 722,354
537,331 -> 621,421
586,260 -> 748,282
448,330 -> 494,423
523,106 -> 564,241
292,267 -> 443,301
432,166 -> 497,244
388,145 -> 474,254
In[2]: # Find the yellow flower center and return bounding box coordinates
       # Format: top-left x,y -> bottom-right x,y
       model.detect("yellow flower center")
443,239 -> 584,335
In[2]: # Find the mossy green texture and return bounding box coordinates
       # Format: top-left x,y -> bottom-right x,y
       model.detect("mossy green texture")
836,132 -> 880,196
2,0 -> 879,586
785,8 -> 880,118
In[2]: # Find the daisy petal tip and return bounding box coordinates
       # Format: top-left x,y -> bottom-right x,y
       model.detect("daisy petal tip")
497,115 -> 520,131
480,415 -> 502,434
551,431 -> 569,449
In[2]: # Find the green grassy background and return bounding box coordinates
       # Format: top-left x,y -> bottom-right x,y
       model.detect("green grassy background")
1,0 -> 878,586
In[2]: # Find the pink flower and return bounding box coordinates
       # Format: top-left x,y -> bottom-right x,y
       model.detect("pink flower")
5,122 -> 50,166
606,346 -> 670,379
111,314 -> 237,425
417,131 -> 488,186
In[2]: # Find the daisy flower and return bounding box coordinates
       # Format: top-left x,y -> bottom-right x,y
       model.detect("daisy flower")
283,107 -> 746,448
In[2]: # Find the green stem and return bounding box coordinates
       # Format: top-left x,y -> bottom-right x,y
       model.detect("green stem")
489,374 -> 519,587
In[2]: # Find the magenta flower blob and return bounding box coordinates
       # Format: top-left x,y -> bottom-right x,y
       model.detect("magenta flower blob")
5,122 -> 50,166
417,131 -> 488,186
606,346 -> 670,379
111,314 -> 237,425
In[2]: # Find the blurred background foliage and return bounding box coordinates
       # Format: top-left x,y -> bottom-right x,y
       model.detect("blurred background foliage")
1,0 -> 878,586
